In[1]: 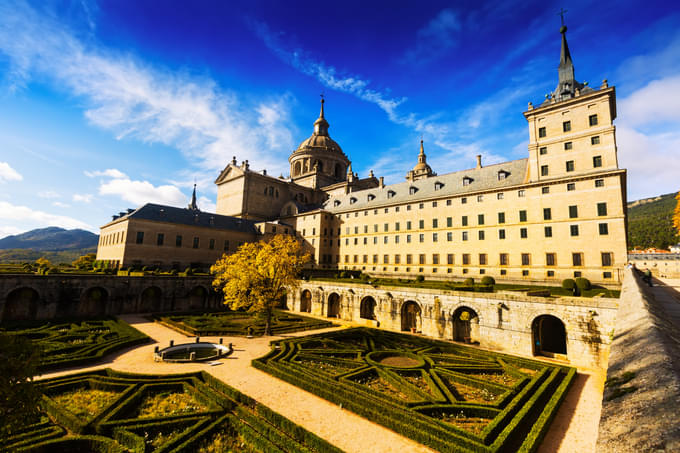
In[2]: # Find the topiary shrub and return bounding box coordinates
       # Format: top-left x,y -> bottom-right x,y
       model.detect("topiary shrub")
463,277 -> 474,286
575,277 -> 591,290
415,275 -> 425,283
340,271 -> 349,279
142,266 -> 150,272
562,278 -> 576,290
481,276 -> 495,285
170,269 -> 178,276
184,267 -> 193,276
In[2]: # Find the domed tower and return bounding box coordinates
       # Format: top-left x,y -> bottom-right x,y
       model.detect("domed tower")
289,98 -> 351,189
405,140 -> 435,181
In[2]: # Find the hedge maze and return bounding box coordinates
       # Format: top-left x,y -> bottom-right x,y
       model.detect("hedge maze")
254,328 -> 576,453
154,309 -> 334,337
1,369 -> 342,453
1,317 -> 149,371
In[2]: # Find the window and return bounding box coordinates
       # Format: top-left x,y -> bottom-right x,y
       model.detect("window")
569,205 -> 578,218
599,223 -> 609,235
543,208 -> 552,220
156,233 -> 164,246
406,205 -> 411,210
447,232 -> 453,241
595,179 -> 604,187
193,237 -> 199,248
406,254 -> 413,264
462,216 -> 468,226
463,177 -> 473,186
542,186 -> 550,194
406,234 -> 411,243
419,220 -> 424,229
572,253 -> 583,266
383,236 -> 388,244
601,252 -> 613,266
419,203 -> 424,209
520,228 -> 528,238
593,155 -> 602,168
564,142 -> 573,150
497,171 -> 508,180
354,255 -> 359,264
563,120 -> 571,132
462,254 -> 470,265
567,182 -> 576,191
539,146 -> 547,155
461,197 -> 467,204
519,210 -> 527,222
478,230 -> 485,240
395,222 -> 400,231
394,255 -> 400,264
589,114 -> 598,126
175,235 -> 183,247
409,186 -> 417,195
388,190 -> 396,198
521,253 -> 530,266
541,165 -> 549,176
500,253 -> 509,265
478,214 -> 485,225
367,194 -> 375,201
446,217 -> 452,227
497,192 -> 504,200
498,212 -> 505,224
544,226 -> 553,237
518,189 -> 526,197
432,201 -> 437,207
419,234 -> 424,243
432,218 -> 438,228
373,255 -> 378,264
477,195 -> 483,202
591,136 -> 600,145
394,235 -> 399,244
363,255 -> 368,263
546,253 -> 556,266
447,254 -> 454,265
462,231 -> 469,241
209,239 -> 215,250
522,270 -> 530,277
432,254 -> 439,265
419,254 -> 426,265
538,126 -> 546,138
350,197 -> 357,204
479,254 -> 487,265
566,160 -> 575,172
224,240 -> 229,251
384,223 -> 389,232
383,255 -> 389,264
499,229 -> 506,239
446,199 -> 452,206
433,233 -> 438,242
570,225 -> 579,236
434,181 -> 444,190
406,221 -> 412,230
136,231 -> 144,244
598,202 -> 608,216
547,270 -> 555,277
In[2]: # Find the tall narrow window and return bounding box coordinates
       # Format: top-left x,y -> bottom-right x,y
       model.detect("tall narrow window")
193,237 -> 200,249
597,202 -> 608,216
563,120 -> 571,132
519,210 -> 527,222
136,231 -> 144,244
546,253 -> 556,266
176,235 -> 182,247
499,229 -> 506,239
521,253 -> 530,266
572,253 -> 583,266
462,216 -> 468,226
520,228 -> 528,238
570,225 -> 579,236
209,239 -> 215,250
541,165 -> 549,176
599,223 -> 609,235
566,160 -> 575,172
539,146 -> 547,155
589,114 -> 598,126
478,214 -> 484,225
569,205 -> 578,218
499,253 -> 509,266
156,233 -> 164,246
543,208 -> 552,220
498,212 -> 505,224
601,252 -> 613,266
538,127 -> 546,138
544,226 -> 553,237
593,155 -> 602,167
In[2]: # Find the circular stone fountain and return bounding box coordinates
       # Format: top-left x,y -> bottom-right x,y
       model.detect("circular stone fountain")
154,340 -> 233,363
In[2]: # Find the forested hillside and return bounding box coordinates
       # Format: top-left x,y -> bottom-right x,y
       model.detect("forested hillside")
0,227 -> 98,263
627,192 -> 679,249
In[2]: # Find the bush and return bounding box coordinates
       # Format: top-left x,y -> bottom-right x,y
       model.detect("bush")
170,269 -> 178,276
463,277 -> 474,286
575,277 -> 591,290
561,279 -> 576,290
481,276 -> 495,285
184,267 -> 193,276
340,271 -> 349,279
415,275 -> 424,283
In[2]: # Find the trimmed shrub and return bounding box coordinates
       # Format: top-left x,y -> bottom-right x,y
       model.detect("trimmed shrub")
463,277 -> 474,286
481,276 -> 496,285
416,275 -> 425,283
575,277 -> 591,290
561,278 -> 576,290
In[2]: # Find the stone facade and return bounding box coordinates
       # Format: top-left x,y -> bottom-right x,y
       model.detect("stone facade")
290,280 -> 618,369
628,252 -> 680,278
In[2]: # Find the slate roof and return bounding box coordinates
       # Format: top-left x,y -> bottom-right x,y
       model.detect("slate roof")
322,158 -> 529,212
103,203 -> 259,233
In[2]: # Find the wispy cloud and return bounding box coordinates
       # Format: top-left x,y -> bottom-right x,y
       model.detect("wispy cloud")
0,1 -> 295,174
0,201 -> 91,230
402,9 -> 461,64
85,168 -> 126,179
0,162 -> 22,182
89,168 -> 187,207
38,190 -> 60,199
72,193 -> 93,203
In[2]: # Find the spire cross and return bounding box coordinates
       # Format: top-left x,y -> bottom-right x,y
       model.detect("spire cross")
558,8 -> 568,26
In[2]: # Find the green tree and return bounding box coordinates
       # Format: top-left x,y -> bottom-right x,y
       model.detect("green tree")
211,234 -> 310,335
72,253 -> 96,270
0,333 -> 42,437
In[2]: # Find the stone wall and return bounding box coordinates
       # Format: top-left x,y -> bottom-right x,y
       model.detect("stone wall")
0,274 -> 221,322
291,281 -> 618,369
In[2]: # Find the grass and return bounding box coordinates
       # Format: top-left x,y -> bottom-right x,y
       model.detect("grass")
52,388 -> 119,420
136,392 -> 207,418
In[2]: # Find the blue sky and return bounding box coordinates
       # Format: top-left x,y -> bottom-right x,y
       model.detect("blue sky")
0,0 -> 678,237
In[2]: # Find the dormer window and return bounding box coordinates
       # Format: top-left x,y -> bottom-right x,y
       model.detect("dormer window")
409,186 -> 418,195
434,181 -> 444,191
367,194 -> 375,201
350,197 -> 357,204
463,176 -> 473,186
497,170 -> 510,180
333,200 -> 341,207
387,190 -> 396,198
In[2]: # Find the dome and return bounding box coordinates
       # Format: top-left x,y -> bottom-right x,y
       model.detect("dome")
296,134 -> 344,155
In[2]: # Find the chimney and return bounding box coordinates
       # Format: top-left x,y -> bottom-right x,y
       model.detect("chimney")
379,176 -> 384,188
476,155 -> 482,169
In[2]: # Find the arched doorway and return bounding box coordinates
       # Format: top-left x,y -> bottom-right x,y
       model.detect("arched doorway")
532,315 -> 567,357
360,296 -> 377,320
79,287 -> 108,317
452,306 -> 479,343
139,286 -> 162,313
188,286 -> 207,310
401,301 -> 422,332
327,293 -> 340,318
3,287 -> 39,321
300,290 -> 312,313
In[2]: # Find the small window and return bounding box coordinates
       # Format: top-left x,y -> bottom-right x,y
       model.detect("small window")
434,181 -> 444,190
564,142 -> 573,150
563,120 -> 571,132
461,197 -> 467,204
603,271 -> 612,279
522,270 -> 529,276
419,219 -> 424,229
479,254 -> 487,265
462,216 -> 468,226
498,212 -> 505,224
539,146 -> 547,155
518,190 -> 526,197
500,253 -> 509,266
499,229 -> 506,239
601,252 -> 613,267
546,253 -> 556,266
409,186 -> 418,195
543,208 -> 552,220
520,227 -> 528,238
446,199 -> 452,206
593,156 -> 602,168
572,253 -> 583,266
497,170 -> 510,180
446,217 -> 452,227
497,192 -> 504,200
542,186 -> 550,194
541,165 -> 549,176
447,232 -> 453,241
462,231 -> 468,241
569,205 -> 578,218
432,254 -> 440,265
432,201 -> 437,207
419,254 -> 426,265
566,160 -> 575,172
477,195 -> 483,202
599,223 -> 609,235
176,235 -> 182,247
478,214 -> 485,225
538,127 -> 546,138
589,114 -> 598,126
136,231 -> 144,244
521,253 -> 530,266
463,176 -> 473,186
591,136 -> 600,145
570,225 -> 579,236
333,200 -> 341,207
432,219 -> 438,228
387,190 -> 396,198
419,234 -> 424,243
547,270 -> 555,277
567,182 -> 576,191
478,230 -> 485,240
419,203 -> 424,209
544,226 -> 553,237
156,233 -> 164,246
367,194 -> 375,201
519,210 -> 527,222
209,238 -> 215,250
193,237 -> 200,249
447,254 -> 454,265
595,179 -> 604,187
433,233 -> 438,242
598,202 -> 608,216
462,254 -> 470,265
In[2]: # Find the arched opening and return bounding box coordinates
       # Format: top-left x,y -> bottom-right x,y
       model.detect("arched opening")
532,315 -> 567,357
3,287 -> 39,321
452,306 -> 479,343
188,286 -> 207,310
314,160 -> 323,172
401,301 -> 422,332
294,161 -> 302,176
300,290 -> 312,313
139,286 -> 162,313
79,287 -> 108,317
327,293 -> 340,318
334,163 -> 343,178
360,296 -> 377,320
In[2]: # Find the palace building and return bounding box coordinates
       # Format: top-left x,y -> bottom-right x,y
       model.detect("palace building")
96,24 -> 627,285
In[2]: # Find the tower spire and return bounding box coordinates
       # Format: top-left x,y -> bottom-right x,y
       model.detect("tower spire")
188,183 -> 199,211
418,139 -> 426,164
313,95 -> 329,136
554,13 -> 579,101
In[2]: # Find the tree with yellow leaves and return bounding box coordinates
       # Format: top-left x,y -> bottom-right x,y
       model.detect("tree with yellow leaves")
211,234 -> 310,335
674,191 -> 680,237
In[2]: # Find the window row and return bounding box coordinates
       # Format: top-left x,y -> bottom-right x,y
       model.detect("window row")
537,114 -> 599,138
341,252 -> 614,267
134,231 -> 241,251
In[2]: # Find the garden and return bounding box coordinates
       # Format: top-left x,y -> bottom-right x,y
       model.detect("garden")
254,327 -> 576,453
0,317 -> 149,371
1,369 -> 341,453
153,309 -> 335,337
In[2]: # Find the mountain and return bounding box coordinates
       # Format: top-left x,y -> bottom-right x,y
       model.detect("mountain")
627,192 -> 679,250
0,227 -> 99,251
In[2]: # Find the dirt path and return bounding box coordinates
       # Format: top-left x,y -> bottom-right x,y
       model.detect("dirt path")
39,314 -> 606,452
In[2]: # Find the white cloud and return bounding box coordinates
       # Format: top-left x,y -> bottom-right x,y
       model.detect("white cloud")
197,196 -> 216,214
72,193 -> 93,203
0,1 -> 294,174
0,161 -> 22,182
618,76 -> 680,128
38,190 -> 60,198
402,9 -> 461,64
0,226 -> 23,239
0,201 -> 91,230
52,201 -> 71,208
98,176 -> 186,207
84,168 -> 126,178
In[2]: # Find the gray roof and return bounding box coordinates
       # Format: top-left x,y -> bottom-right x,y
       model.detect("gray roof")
322,158 -> 528,212
104,203 -> 259,233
